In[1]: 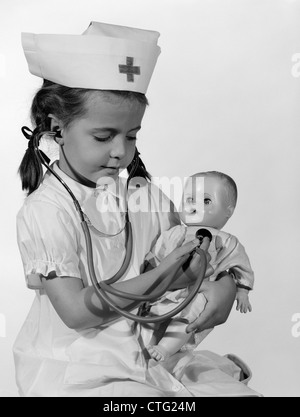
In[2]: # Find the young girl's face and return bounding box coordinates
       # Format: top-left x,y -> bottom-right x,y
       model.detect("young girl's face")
57,93 -> 146,183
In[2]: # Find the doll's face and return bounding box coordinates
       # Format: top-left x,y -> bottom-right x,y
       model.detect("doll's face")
179,175 -> 234,229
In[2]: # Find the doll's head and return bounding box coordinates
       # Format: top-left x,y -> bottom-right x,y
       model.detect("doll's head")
179,171 -> 238,230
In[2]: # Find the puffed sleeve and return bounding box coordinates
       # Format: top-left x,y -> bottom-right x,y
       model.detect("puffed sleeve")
16,200 -> 81,290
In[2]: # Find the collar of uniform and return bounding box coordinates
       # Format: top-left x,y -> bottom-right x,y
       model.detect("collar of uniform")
44,161 -> 127,205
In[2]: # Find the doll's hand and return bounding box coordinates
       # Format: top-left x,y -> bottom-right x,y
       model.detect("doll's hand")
236,289 -> 252,313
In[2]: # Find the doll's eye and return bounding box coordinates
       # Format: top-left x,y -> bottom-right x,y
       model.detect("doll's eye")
204,198 -> 212,205
186,197 -> 194,204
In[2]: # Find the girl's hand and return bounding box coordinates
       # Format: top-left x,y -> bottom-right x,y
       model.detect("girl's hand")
186,274 -> 236,333
186,236 -> 214,280
167,237 -> 213,291
157,238 -> 201,278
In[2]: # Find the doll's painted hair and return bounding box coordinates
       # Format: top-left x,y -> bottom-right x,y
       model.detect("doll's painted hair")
191,171 -> 238,208
18,79 -> 151,195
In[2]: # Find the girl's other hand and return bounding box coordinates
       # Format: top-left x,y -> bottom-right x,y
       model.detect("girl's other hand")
186,274 -> 236,334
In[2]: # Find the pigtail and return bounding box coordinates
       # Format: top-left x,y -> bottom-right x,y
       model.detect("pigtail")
18,80 -> 55,196
18,127 -> 45,196
127,149 -> 151,181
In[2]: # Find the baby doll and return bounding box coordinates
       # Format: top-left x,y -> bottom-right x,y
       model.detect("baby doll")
145,171 -> 254,361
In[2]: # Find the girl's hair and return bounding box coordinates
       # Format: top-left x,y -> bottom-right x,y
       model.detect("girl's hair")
19,79 -> 151,195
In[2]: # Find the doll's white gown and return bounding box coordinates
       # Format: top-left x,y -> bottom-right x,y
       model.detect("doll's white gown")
14,162 -> 260,397
146,224 -> 255,348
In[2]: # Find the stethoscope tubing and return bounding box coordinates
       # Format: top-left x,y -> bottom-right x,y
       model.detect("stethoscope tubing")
33,131 -> 208,323
83,219 -> 207,323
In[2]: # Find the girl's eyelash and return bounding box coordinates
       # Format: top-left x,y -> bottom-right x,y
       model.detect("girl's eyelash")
93,136 -> 137,142
93,136 -> 111,142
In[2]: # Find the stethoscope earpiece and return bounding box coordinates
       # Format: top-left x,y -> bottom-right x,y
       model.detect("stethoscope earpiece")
52,127 -> 63,142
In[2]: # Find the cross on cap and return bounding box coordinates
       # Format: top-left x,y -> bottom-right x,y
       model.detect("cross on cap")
119,57 -> 140,82
22,22 -> 161,93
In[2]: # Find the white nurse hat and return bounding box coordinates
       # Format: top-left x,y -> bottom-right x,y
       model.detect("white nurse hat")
21,21 -> 161,94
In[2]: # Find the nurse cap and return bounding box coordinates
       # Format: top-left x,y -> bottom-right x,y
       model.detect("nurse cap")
21,21 -> 161,94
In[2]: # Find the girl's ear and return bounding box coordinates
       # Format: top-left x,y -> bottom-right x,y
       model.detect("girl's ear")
48,114 -> 64,145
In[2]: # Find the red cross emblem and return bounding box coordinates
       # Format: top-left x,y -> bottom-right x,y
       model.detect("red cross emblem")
119,57 -> 140,82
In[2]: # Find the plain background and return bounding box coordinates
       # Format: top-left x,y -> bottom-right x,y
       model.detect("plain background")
0,0 -> 299,397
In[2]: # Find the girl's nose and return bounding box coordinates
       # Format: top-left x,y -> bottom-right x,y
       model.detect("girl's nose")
110,136 -> 126,159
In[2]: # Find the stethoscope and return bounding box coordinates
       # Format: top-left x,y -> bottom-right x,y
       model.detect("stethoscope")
22,127 -> 211,324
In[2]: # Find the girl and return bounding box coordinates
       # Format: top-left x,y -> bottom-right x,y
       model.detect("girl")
14,21 -> 255,397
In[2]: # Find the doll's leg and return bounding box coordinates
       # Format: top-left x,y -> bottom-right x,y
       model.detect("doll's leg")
147,318 -> 191,361
147,293 -> 208,361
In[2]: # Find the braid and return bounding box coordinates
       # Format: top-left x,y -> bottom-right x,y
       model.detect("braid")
18,80 -> 90,196
127,151 -> 151,181
18,126 -> 47,195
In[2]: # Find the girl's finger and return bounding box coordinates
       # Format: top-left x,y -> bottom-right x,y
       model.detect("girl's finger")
185,305 -> 213,333
199,236 -> 211,252
174,239 -> 200,258
204,264 -> 214,278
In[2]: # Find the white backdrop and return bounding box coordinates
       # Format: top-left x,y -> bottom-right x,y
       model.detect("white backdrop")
0,0 -> 299,397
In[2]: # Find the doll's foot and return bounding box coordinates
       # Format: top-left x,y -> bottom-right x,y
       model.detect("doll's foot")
147,345 -> 169,362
